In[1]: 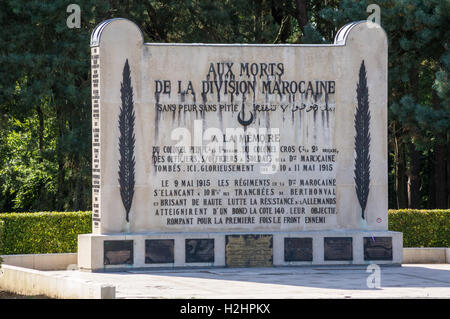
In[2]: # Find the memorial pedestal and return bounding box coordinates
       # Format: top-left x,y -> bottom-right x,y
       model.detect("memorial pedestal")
80,19 -> 403,273
78,230 -> 402,272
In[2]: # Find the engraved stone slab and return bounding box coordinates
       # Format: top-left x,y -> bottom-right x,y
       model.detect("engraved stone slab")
324,237 -> 352,261
185,239 -> 214,263
364,236 -> 392,260
284,237 -> 313,262
226,235 -> 273,267
104,240 -> 133,265
88,19 -> 390,234
145,239 -> 174,264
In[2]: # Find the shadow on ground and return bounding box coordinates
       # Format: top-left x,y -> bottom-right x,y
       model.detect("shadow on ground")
89,264 -> 450,291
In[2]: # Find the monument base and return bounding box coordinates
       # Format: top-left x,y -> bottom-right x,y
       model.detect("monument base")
77,230 -> 402,272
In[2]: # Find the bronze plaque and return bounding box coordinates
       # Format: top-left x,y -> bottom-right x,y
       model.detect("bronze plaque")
226,235 -> 273,267
284,237 -> 313,261
185,239 -> 214,263
104,240 -> 133,265
364,237 -> 392,260
324,237 -> 352,261
145,239 -> 174,264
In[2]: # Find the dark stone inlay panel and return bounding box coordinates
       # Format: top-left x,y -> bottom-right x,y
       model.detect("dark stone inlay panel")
324,237 -> 353,261
284,237 -> 313,262
104,240 -> 133,265
145,239 -> 174,264
185,239 -> 214,263
364,237 -> 393,260
225,235 -> 273,267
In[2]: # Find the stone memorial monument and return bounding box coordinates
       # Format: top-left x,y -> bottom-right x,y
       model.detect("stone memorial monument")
78,18 -> 402,271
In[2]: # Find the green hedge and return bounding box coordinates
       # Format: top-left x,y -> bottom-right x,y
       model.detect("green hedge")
0,210 -> 447,255
0,211 -> 91,255
0,220 -> 3,265
388,209 -> 450,248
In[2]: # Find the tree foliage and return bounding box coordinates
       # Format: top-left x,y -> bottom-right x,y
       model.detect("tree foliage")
0,0 -> 448,212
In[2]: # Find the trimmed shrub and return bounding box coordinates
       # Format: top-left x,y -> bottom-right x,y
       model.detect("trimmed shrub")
388,209 -> 450,247
0,211 -> 91,255
0,220 -> 3,265
0,210 -> 447,254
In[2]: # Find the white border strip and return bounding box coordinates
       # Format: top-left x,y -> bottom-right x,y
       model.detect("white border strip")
0,264 -> 115,299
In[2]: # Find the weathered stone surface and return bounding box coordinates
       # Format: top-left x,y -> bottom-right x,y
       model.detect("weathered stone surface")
225,235 -> 273,267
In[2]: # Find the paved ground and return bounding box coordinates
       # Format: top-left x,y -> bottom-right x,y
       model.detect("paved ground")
47,264 -> 450,299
